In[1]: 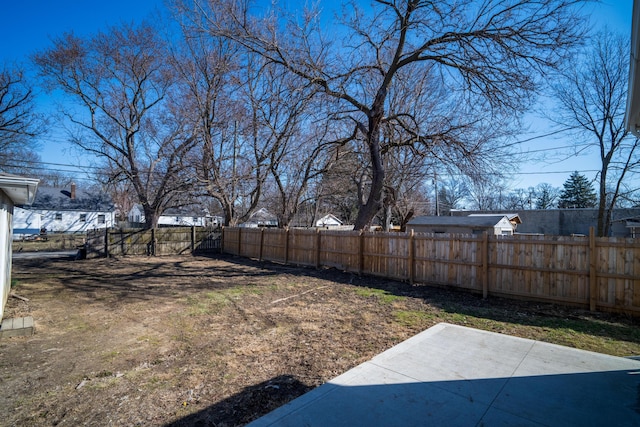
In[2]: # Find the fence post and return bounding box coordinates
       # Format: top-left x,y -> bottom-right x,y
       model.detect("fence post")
221,227 -> 225,254
589,226 -> 597,312
482,232 -> 489,299
408,230 -> 415,285
358,230 -> 365,276
191,226 -> 196,253
151,228 -> 156,256
284,228 -> 290,264
259,227 -> 265,262
315,228 -> 322,269
238,227 -> 242,256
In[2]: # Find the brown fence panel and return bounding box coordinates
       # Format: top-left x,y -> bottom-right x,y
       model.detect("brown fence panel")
362,232 -> 410,281
487,235 -> 590,306
412,233 -> 481,291
594,236 -> 640,314
238,228 -> 263,259
318,230 -> 360,272
223,228 -> 240,255
219,227 -> 640,316
87,227 -> 221,257
288,229 -> 318,267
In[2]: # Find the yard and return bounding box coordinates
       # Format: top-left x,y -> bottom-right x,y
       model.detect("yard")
2,254 -> 640,426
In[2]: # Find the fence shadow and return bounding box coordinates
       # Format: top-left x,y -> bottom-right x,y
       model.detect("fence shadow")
164,374 -> 312,427
216,254 -> 640,347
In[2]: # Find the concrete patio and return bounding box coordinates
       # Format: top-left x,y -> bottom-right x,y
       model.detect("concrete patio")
248,323 -> 640,426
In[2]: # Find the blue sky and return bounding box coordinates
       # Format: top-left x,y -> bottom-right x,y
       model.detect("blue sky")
0,0 -> 635,190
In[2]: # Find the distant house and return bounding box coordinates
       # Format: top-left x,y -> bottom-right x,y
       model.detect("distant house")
0,173 -> 38,322
127,204 -> 219,228
13,183 -> 115,236
468,213 -> 522,231
451,209 -> 640,237
617,217 -> 640,238
315,214 -> 343,228
407,215 -> 515,235
240,208 -> 278,228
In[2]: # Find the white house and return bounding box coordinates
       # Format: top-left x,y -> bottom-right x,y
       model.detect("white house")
407,215 -> 516,235
127,204 -> 216,227
14,183 -> 115,237
239,208 -> 278,228
0,173 -> 38,322
315,214 -> 343,228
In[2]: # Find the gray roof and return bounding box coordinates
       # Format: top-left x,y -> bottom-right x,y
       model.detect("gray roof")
163,206 -> 206,217
407,215 -> 508,227
25,185 -> 114,212
247,208 -> 278,222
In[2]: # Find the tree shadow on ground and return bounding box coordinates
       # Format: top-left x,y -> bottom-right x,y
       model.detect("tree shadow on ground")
164,375 -> 312,427
11,253 -> 282,305
216,254 -> 640,349
12,252 -> 640,347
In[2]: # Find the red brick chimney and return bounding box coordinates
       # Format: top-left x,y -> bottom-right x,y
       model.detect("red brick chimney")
70,182 -> 76,199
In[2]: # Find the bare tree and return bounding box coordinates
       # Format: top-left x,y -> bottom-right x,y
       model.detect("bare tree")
554,30 -> 640,236
0,64 -> 45,173
437,177 -> 470,214
534,183 -> 559,209
168,24 -> 252,226
34,23 -> 196,229
182,0 -> 586,230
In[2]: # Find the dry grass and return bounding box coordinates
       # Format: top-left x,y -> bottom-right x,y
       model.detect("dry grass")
2,254 -> 639,426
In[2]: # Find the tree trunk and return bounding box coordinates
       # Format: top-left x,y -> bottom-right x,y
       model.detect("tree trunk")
143,205 -> 160,230
596,165 -> 608,237
353,109 -> 386,231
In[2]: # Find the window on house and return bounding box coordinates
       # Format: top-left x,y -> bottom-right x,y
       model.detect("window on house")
98,214 -> 106,224
79,214 -> 87,222
55,213 -> 62,221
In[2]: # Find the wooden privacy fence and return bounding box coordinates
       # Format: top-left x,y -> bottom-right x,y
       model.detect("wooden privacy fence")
222,227 -> 640,316
86,227 -> 221,257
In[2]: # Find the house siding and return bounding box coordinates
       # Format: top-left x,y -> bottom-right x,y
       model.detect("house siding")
0,190 -> 14,322
14,207 -> 115,235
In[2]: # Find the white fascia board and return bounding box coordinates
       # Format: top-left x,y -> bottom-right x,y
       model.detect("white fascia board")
626,0 -> 640,136
0,174 -> 40,205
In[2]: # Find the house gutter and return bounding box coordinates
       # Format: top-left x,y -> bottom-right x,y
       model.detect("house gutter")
0,174 -> 40,205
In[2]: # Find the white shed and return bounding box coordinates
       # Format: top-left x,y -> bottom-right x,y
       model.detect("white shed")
315,214 -> 343,228
0,173 -> 38,322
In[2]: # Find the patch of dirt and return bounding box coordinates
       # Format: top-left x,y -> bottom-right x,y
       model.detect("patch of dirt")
1,254 -> 639,426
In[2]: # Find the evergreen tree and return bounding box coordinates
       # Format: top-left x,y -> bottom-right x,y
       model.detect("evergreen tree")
558,172 -> 597,208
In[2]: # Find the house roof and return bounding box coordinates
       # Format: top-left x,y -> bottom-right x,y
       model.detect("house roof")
407,215 -> 510,228
162,206 -> 206,217
0,173 -> 39,205
468,213 -> 522,224
316,214 -> 343,225
247,208 -> 278,222
27,185 -> 114,211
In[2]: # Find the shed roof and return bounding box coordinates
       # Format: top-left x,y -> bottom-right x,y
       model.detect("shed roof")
468,213 -> 522,224
407,215 -> 509,227
0,173 -> 39,205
